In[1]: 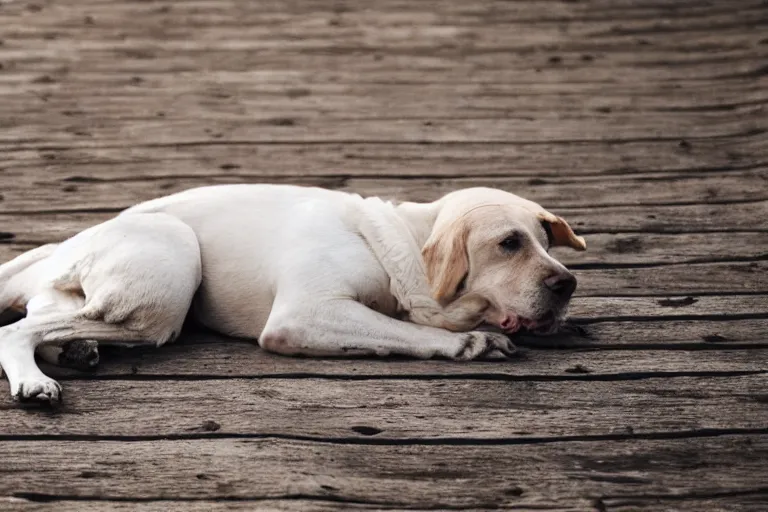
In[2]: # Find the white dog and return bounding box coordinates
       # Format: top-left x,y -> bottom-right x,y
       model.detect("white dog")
0,185 -> 585,404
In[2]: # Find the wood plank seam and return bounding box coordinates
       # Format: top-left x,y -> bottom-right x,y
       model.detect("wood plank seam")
2,426 -> 766,445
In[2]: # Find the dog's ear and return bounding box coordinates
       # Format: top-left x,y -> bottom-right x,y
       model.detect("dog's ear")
422,218 -> 470,303
538,212 -> 586,251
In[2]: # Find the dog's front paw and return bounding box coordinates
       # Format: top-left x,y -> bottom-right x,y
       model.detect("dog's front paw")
453,331 -> 517,361
13,377 -> 62,405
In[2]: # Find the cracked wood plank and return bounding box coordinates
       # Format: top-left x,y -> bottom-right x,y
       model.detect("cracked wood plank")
2,116 -> 764,146
0,2 -> 765,84
2,137 -> 765,178
0,0 -> 765,155
7,498 -> 765,511
3,82 -> 767,121
1,374 -> 766,438
0,436 -> 764,510
1,501 -> 594,512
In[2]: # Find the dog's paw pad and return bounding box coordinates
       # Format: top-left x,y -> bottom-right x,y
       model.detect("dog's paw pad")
454,332 -> 517,361
14,378 -> 62,405
489,333 -> 517,358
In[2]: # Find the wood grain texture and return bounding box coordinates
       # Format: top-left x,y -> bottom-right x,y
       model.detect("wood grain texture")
1,500 -> 758,512
2,171 -> 767,213
0,436 -> 765,509
3,138 -> 766,180
1,374 -> 766,438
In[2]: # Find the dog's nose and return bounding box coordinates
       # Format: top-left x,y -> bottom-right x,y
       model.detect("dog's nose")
544,271 -> 577,301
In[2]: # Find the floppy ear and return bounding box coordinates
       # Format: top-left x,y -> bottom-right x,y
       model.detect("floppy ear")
421,219 -> 470,303
538,212 -> 587,251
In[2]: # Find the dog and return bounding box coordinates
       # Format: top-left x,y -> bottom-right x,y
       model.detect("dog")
0,185 -> 585,404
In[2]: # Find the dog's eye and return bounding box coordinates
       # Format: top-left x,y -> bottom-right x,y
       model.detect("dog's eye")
499,234 -> 521,252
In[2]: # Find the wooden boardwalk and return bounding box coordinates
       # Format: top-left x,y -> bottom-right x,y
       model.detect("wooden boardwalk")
1,0 -> 767,510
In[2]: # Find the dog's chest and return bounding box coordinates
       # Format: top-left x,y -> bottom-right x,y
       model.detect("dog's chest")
340,255 -> 400,318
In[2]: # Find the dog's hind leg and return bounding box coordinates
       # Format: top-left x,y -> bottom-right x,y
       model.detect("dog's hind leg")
27,289 -> 101,371
0,308 -> 168,404
0,245 -> 60,378
0,245 -> 97,371
0,212 -> 202,405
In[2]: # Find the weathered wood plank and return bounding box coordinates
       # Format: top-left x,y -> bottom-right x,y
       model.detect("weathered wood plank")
5,52 -> 764,86
1,0 -> 762,24
0,436 -> 765,509
2,172 -> 766,213
3,81 -> 767,118
566,295 -> 768,319
568,261 -> 768,296
0,1 -> 765,163
3,137 -> 765,179
565,318 -> 768,348
2,0 -> 764,33
7,502 -> 583,512
1,374 -> 765,438
30,341 -> 768,380
0,498 -> 756,512
553,232 -> 768,266
558,202 -> 768,234
1,9 -> 763,60
3,116 -> 765,146
4,76 -> 766,142
604,496 -> 768,512
0,1 -> 765,84
3,502 -> 405,512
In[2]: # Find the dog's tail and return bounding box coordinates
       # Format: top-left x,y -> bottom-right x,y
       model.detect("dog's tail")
0,243 -> 58,314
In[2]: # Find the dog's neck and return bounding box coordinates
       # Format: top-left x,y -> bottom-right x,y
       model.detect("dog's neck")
393,200 -> 442,248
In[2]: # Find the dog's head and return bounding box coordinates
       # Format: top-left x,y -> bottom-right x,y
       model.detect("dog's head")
422,188 -> 585,335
